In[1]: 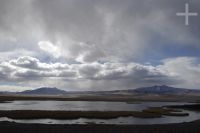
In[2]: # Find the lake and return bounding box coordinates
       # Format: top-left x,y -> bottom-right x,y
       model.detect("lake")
0,101 -> 199,125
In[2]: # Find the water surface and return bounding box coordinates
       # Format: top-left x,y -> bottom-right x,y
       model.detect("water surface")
0,101 -> 190,111
0,101 -> 199,125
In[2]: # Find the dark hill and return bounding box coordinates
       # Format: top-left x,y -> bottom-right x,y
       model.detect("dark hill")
19,87 -> 67,95
133,85 -> 200,95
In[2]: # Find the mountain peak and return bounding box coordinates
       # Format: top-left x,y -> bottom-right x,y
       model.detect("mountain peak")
153,85 -> 168,88
19,87 -> 67,95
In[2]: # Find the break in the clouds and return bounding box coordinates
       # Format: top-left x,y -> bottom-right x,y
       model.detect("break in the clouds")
0,0 -> 200,91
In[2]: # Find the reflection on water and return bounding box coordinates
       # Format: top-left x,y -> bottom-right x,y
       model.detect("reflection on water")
0,101 -> 199,125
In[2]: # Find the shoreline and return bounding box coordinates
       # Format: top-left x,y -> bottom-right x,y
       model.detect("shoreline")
0,94 -> 200,102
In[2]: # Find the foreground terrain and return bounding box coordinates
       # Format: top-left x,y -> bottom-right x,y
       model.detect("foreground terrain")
0,120 -> 200,133
0,92 -> 200,133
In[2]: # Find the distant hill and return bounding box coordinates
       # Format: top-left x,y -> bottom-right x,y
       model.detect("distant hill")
19,87 -> 67,95
132,85 -> 200,95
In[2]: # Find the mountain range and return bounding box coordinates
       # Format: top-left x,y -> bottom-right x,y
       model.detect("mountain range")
0,85 -> 200,95
20,85 -> 200,95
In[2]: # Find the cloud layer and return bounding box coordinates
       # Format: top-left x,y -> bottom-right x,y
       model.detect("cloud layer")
0,0 -> 199,91
0,56 -> 199,91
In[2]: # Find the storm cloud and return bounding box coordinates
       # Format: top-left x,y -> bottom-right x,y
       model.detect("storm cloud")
0,0 -> 199,91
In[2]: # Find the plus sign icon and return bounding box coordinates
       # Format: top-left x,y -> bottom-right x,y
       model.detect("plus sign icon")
176,3 -> 198,25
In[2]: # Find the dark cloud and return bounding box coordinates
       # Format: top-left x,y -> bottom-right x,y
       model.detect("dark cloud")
0,0 -> 199,62
30,0 -> 200,63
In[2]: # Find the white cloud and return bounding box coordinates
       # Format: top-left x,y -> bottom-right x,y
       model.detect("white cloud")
38,41 -> 61,58
2,56 -> 199,91
159,57 -> 200,89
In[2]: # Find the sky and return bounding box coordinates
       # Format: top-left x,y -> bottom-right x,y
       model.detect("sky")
0,0 -> 200,91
